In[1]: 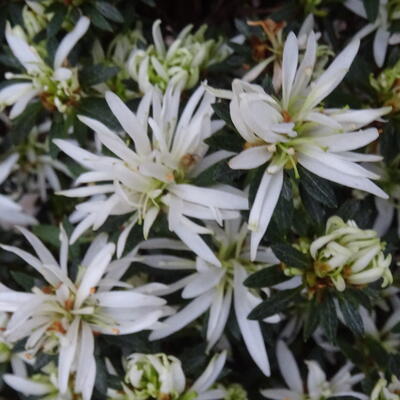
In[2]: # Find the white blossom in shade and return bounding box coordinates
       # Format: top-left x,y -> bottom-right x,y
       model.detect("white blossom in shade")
0,227 -> 167,400
55,85 -> 248,265
309,216 -> 392,291
128,19 -> 231,93
371,375 -> 400,400
372,157 -> 400,238
210,30 -> 390,259
359,307 -> 400,352
0,153 -> 37,227
0,16 -> 89,117
10,120 -> 72,201
4,361 -> 81,400
261,340 -> 367,400
345,0 -> 400,67
107,351 -> 227,400
140,218 -> 280,377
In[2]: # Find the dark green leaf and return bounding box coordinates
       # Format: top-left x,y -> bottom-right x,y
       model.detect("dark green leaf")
381,123 -> 399,162
83,5 -> 113,31
77,97 -> 120,130
365,336 -> 388,367
299,166 -> 337,208
303,298 -> 320,341
244,266 -> 287,287
362,0 -> 379,22
300,186 -> 326,225
248,287 -> 301,320
270,192 -> 294,236
94,357 -> 108,397
47,5 -> 66,37
32,225 -> 61,249
212,102 -> 234,130
95,1 -> 124,23
337,199 -> 360,221
10,102 -> 42,145
205,128 -> 243,152
10,270 -> 34,291
271,243 -> 311,269
320,293 -> 338,344
338,294 -> 364,336
80,64 -> 119,86
49,113 -> 68,158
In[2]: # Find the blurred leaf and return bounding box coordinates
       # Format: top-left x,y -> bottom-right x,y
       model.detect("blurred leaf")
83,4 -> 113,31
77,97 -> 120,130
212,102 -> 235,130
32,225 -> 61,249
244,265 -> 286,288
80,64 -> 119,86
303,298 -> 320,341
363,0 -> 379,22
205,127 -> 243,152
10,101 -> 42,145
10,270 -> 34,291
95,1 -> 124,23
49,112 -> 68,158
47,5 -> 66,37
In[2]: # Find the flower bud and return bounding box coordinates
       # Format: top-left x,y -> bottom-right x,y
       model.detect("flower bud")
128,20 -> 231,92
310,216 -> 392,291
125,353 -> 186,399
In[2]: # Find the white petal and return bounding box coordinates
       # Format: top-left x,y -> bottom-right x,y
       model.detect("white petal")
276,341 -> 303,392
105,91 -> 151,155
75,243 -> 115,308
54,16 -> 90,69
373,28 -> 390,67
234,264 -> 270,376
282,32 -> 299,109
229,146 -> 271,169
149,291 -> 214,340
3,374 -> 52,396
5,23 -> 42,73
249,169 -> 284,260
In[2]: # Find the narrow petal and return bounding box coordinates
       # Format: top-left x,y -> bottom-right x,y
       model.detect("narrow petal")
53,16 -> 90,69
234,264 -> 270,376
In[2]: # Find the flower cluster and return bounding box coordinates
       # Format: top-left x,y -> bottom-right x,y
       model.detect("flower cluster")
0,2 -> 398,400
128,20 -> 231,93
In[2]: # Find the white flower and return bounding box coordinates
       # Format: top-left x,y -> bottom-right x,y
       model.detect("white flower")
0,153 -> 37,227
371,375 -> 400,400
360,307 -> 400,352
140,218 -> 280,377
4,361 -> 79,400
211,31 -> 389,259
261,340 -> 367,400
12,120 -> 72,201
0,227 -> 167,400
309,216 -> 392,291
107,351 -> 227,400
0,16 -> 89,117
345,0 -> 400,67
55,85 -> 248,265
128,19 -> 231,92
